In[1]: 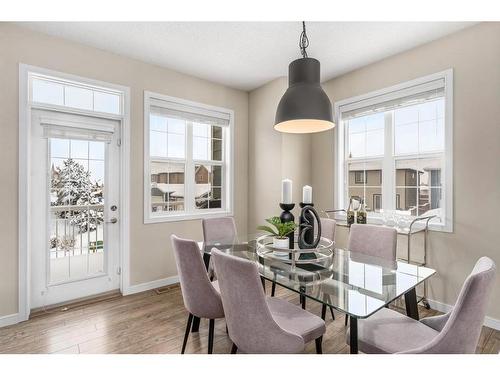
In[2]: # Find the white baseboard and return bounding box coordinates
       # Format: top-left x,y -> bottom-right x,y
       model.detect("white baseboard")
427,298 -> 500,331
0,276 -> 179,328
0,313 -> 21,328
122,275 -> 179,296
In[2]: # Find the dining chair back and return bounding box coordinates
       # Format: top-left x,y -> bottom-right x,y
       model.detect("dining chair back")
171,235 -> 224,319
171,235 -> 224,354
202,216 -> 237,244
405,256 -> 497,353
348,224 -> 397,261
347,257 -> 496,354
320,217 -> 336,243
202,216 -> 237,280
211,249 -> 306,354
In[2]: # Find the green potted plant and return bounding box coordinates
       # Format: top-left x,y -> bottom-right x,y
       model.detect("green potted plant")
257,217 -> 298,249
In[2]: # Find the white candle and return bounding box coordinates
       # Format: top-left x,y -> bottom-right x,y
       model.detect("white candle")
303,185 -> 312,204
281,179 -> 292,204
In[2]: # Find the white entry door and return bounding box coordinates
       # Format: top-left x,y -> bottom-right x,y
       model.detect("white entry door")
30,109 -> 121,309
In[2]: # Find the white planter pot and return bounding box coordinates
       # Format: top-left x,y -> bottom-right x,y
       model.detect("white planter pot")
273,236 -> 289,249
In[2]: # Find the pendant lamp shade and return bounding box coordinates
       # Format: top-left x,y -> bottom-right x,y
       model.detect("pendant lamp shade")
274,58 -> 335,134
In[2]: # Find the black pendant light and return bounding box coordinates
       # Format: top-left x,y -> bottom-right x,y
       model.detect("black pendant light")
275,22 -> 335,134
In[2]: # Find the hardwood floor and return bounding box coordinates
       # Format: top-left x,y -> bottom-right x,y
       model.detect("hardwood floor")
0,283 -> 498,354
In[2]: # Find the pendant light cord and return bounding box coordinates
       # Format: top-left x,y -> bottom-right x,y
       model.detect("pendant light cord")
299,21 -> 309,58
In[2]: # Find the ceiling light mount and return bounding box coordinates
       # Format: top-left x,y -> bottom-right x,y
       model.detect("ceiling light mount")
299,21 -> 309,59
274,22 -> 335,134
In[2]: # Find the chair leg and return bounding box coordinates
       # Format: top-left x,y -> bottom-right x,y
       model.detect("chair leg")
300,294 -> 306,309
345,314 -> 349,326
260,276 -> 266,293
271,281 -> 276,297
208,319 -> 215,354
329,306 -> 336,321
191,316 -> 201,332
181,313 -> 193,354
321,295 -> 335,321
231,343 -> 238,354
315,336 -> 323,354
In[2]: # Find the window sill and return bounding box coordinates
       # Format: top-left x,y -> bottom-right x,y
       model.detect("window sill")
329,212 -> 452,233
144,209 -> 233,224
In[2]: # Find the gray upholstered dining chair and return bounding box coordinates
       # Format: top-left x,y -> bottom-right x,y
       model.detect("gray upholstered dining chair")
202,217 -> 237,278
348,224 -> 397,261
344,223 -> 397,325
321,217 -> 337,245
171,235 -> 225,354
346,256 -> 496,354
202,216 -> 237,244
211,248 -> 326,354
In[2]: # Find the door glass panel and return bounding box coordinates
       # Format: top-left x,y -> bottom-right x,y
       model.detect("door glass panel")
49,139 -> 106,283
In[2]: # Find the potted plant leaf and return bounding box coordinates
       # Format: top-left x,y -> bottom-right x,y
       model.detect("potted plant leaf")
257,217 -> 298,249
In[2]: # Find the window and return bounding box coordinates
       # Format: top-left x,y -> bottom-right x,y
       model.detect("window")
354,171 -> 365,184
30,74 -> 122,115
335,70 -> 453,231
144,92 -> 233,223
373,194 -> 382,211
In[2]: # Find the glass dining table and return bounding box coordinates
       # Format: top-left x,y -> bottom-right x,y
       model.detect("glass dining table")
197,234 -> 436,354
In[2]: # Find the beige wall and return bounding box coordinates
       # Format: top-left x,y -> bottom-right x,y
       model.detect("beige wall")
248,77 -> 312,232
1,21 -> 499,323
312,22 -> 500,319
0,23 -> 248,316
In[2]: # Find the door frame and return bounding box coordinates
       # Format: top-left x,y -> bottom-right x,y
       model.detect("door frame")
18,64 -> 131,322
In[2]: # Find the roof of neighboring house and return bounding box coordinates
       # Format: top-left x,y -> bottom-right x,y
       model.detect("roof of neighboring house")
150,163 -> 210,177
150,161 -> 185,174
151,183 -> 212,199
195,165 -> 209,175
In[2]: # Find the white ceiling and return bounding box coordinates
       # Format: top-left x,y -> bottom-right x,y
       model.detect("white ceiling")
18,22 -> 475,91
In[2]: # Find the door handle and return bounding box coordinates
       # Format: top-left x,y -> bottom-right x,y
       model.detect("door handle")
106,217 -> 118,224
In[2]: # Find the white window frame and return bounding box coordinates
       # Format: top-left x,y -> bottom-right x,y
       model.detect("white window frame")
334,69 -> 453,232
144,91 -> 234,223
29,72 -> 124,118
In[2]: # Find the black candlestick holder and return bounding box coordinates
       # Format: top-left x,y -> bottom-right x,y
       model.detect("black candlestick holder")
279,203 -> 295,249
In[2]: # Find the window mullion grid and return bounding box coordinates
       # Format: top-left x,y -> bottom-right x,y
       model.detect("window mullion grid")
342,120 -> 349,211
192,160 -> 224,211
185,121 -> 195,215
382,111 -> 395,211
222,125 -> 227,212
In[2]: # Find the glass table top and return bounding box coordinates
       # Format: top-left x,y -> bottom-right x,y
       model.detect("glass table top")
201,234 -> 436,319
